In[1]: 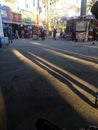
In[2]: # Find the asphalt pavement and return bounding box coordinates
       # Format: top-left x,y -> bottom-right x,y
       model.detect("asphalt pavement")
0,37 -> 98,130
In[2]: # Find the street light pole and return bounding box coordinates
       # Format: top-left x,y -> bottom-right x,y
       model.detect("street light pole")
80,0 -> 87,16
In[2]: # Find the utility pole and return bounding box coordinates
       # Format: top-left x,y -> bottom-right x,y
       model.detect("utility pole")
37,0 -> 39,13
80,0 -> 87,16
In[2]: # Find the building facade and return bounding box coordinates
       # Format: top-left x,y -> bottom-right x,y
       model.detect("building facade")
0,0 -> 43,25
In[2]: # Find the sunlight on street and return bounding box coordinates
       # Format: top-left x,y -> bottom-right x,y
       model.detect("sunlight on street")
12,48 -> 98,124
46,48 -> 98,71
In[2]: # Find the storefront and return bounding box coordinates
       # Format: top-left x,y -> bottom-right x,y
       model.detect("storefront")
21,10 -> 33,25
9,8 -> 22,36
11,11 -> 22,24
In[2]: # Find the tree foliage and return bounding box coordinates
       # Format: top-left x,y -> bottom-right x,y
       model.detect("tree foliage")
69,5 -> 80,13
87,0 -> 96,12
42,0 -> 58,8
42,0 -> 58,4
4,0 -> 15,3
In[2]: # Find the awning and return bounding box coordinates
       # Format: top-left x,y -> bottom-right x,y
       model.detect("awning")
10,22 -> 21,24
2,20 -> 21,25
2,20 -> 10,23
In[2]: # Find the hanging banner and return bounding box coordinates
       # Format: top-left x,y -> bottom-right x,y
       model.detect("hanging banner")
0,12 -> 5,47
0,13 -> 4,37
76,21 -> 87,31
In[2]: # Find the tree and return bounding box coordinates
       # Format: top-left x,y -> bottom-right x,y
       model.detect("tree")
42,0 -> 58,4
42,0 -> 80,30
4,0 -> 15,3
42,0 -> 59,12
87,0 -> 96,12
42,0 -> 59,29
69,5 -> 80,13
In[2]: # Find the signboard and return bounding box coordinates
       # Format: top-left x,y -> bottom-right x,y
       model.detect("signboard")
0,12 -> 5,47
0,9 -> 8,18
0,12 -> 4,37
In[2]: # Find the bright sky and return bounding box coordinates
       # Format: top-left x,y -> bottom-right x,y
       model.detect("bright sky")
57,0 -> 90,17
1,0 -> 90,18
56,0 -> 81,17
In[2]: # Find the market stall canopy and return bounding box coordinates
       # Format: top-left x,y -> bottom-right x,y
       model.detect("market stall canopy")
85,15 -> 94,20
67,16 -> 81,20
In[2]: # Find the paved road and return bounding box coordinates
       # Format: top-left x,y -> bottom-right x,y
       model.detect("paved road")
0,37 -> 98,130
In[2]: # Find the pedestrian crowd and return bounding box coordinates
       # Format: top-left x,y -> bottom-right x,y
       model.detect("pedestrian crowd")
3,22 -> 98,45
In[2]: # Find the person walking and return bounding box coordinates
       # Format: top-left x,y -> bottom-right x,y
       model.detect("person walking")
15,30 -> 19,39
92,25 -> 96,45
53,28 -> 57,40
40,29 -> 45,40
7,25 -> 13,44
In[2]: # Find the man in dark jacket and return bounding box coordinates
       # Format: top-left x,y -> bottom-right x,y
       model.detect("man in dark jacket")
7,24 -> 13,44
91,1 -> 98,20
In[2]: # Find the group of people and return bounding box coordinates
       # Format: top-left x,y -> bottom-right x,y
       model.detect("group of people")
33,28 -> 46,40
52,28 -> 72,40
3,24 -> 69,43
3,24 -> 21,44
3,24 -> 47,43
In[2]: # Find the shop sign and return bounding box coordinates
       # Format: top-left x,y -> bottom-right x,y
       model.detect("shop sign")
0,13 -> 4,37
23,18 -> 32,23
0,9 -> 7,18
0,12 -> 5,47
